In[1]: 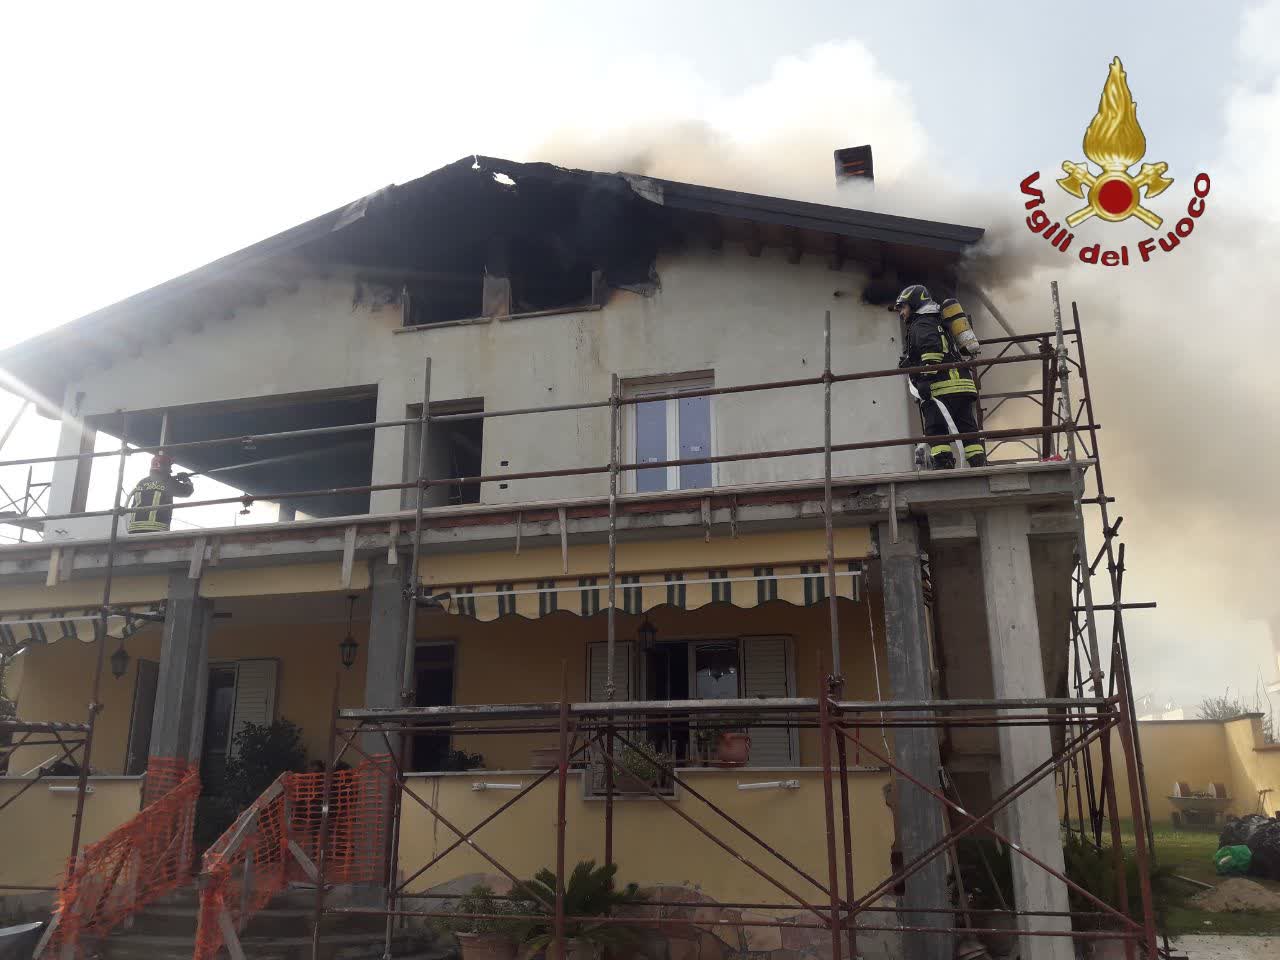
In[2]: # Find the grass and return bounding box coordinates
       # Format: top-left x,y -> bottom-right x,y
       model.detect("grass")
1117,820 -> 1280,937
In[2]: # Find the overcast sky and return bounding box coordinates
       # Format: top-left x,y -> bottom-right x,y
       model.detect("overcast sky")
1,1 -> 1276,711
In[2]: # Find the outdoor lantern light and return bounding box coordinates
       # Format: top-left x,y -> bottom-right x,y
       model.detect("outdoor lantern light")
637,617 -> 657,651
339,594 -> 359,669
110,640 -> 130,680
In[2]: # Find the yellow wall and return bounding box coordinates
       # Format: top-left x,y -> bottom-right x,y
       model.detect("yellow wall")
396,768 -> 892,904
435,595 -> 888,770
1079,717 -> 1280,824
10,619 -> 370,775
1222,716 -> 1280,817
0,777 -> 143,889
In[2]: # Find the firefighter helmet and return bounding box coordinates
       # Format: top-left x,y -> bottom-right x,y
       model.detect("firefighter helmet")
891,284 -> 931,314
151,454 -> 173,472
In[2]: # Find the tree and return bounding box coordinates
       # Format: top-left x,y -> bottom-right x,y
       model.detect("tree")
1196,689 -> 1276,744
1196,693 -> 1247,721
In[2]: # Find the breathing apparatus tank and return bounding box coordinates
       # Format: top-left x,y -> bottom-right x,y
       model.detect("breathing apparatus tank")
941,298 -> 981,357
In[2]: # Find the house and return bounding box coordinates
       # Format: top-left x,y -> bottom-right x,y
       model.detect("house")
0,155 -> 1116,960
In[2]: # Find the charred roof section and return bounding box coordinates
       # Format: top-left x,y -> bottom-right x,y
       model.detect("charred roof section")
0,155 -> 984,412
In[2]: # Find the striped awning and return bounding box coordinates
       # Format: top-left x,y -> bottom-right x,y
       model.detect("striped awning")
434,562 -> 863,622
0,603 -> 165,648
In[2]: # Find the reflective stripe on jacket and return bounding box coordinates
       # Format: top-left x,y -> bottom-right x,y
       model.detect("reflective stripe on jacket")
905,304 -> 976,398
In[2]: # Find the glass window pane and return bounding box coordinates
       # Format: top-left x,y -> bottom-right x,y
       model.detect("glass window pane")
202,667 -> 237,756
635,399 -> 668,492
694,642 -> 739,699
678,394 -> 712,490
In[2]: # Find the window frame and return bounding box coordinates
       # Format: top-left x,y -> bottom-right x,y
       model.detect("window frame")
622,372 -> 716,494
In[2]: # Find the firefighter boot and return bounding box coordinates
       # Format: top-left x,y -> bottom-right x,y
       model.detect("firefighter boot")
931,451 -> 956,470
966,452 -> 987,467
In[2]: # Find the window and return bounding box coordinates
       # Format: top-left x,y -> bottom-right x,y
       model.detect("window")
402,400 -> 484,509
633,637 -> 796,767
197,659 -> 279,777
625,375 -> 714,493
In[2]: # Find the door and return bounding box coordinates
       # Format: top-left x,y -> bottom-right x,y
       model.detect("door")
412,644 -> 456,771
124,659 -> 159,775
201,665 -> 238,780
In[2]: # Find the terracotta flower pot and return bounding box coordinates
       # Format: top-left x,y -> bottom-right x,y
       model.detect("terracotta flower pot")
714,731 -> 751,767
457,932 -> 518,960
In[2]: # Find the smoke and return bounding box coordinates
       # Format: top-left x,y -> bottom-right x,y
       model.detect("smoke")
532,27 -> 1280,706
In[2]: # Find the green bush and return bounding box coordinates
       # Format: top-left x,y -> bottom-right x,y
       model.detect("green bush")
194,718 -> 308,849
442,884 -> 527,939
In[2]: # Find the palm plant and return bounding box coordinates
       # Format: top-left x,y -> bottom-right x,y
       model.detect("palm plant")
513,860 -> 644,959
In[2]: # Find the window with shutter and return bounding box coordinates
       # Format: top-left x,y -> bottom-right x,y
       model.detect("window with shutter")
228,658 -> 279,754
587,641 -> 633,701
741,637 -> 794,766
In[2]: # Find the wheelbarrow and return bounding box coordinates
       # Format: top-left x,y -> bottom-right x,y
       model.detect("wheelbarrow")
1168,781 -> 1232,829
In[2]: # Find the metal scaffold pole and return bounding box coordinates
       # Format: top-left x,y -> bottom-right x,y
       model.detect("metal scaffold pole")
401,357 -> 432,706
68,412 -> 129,865
822,311 -> 841,683
605,373 -> 619,867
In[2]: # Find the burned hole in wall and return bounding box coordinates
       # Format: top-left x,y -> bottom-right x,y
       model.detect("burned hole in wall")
82,388 -> 378,525
318,158 -> 664,328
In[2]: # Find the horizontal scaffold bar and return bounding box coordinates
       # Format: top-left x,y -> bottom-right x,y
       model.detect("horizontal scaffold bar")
340,695 -> 1113,723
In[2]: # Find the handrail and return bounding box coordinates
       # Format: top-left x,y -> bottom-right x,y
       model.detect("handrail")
193,757 -> 393,960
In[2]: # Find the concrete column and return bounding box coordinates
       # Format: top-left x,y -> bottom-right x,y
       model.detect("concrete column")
363,557 -> 410,756
147,573 -> 212,785
978,505 -> 1072,960
876,519 -> 951,960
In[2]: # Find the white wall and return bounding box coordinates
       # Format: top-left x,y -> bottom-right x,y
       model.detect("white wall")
46,246 -> 915,537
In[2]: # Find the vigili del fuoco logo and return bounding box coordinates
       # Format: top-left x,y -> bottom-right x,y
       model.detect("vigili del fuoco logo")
1018,57 -> 1210,266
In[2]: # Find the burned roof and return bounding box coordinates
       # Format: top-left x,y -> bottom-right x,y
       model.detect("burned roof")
1,155 -> 984,412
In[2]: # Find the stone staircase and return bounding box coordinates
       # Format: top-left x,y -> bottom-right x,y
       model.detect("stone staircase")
86,886 -> 453,960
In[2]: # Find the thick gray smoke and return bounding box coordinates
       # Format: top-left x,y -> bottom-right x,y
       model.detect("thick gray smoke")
533,30 -> 1280,710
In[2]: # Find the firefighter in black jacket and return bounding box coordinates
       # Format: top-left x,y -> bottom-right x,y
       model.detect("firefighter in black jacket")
892,284 -> 986,469
126,455 -> 194,533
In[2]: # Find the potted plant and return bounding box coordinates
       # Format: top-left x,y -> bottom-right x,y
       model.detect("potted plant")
615,741 -> 672,792
513,860 -> 644,960
443,884 -> 526,960
694,713 -> 760,767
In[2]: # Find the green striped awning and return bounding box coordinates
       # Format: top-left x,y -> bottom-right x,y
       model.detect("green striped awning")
0,604 -> 164,649
437,562 -> 863,622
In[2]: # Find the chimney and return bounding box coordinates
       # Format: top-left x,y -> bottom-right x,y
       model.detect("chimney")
834,145 -> 874,185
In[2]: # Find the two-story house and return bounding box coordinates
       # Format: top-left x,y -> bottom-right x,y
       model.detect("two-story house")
0,155 -> 1129,960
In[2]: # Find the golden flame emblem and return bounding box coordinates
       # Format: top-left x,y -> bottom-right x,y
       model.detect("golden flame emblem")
1056,58 -> 1174,228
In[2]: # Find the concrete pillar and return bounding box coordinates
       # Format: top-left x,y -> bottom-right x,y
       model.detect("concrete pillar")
363,557 -> 410,756
147,573 -> 212,795
978,505 -> 1072,960
876,519 -> 951,960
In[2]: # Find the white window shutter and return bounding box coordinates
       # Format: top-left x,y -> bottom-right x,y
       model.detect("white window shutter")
588,641 -> 633,702
230,658 -> 279,752
741,638 -> 793,766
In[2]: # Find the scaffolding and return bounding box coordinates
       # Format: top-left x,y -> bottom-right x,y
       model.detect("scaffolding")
0,281 -> 1162,958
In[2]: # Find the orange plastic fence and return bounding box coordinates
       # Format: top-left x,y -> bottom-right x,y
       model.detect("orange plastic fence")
43,759 -> 200,957
194,756 -> 393,960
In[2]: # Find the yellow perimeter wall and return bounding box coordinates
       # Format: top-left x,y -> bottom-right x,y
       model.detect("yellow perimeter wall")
397,768 -> 892,905
1088,717 -> 1280,824
0,777 -> 143,890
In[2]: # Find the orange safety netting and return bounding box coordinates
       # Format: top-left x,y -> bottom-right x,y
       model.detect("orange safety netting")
44,759 -> 200,957
194,755 -> 393,960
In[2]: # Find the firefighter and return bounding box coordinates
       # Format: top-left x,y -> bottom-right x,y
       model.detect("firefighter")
125,454 -> 194,533
891,284 -> 986,469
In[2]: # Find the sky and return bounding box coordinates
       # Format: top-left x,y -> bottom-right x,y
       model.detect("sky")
0,0 -> 1277,712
